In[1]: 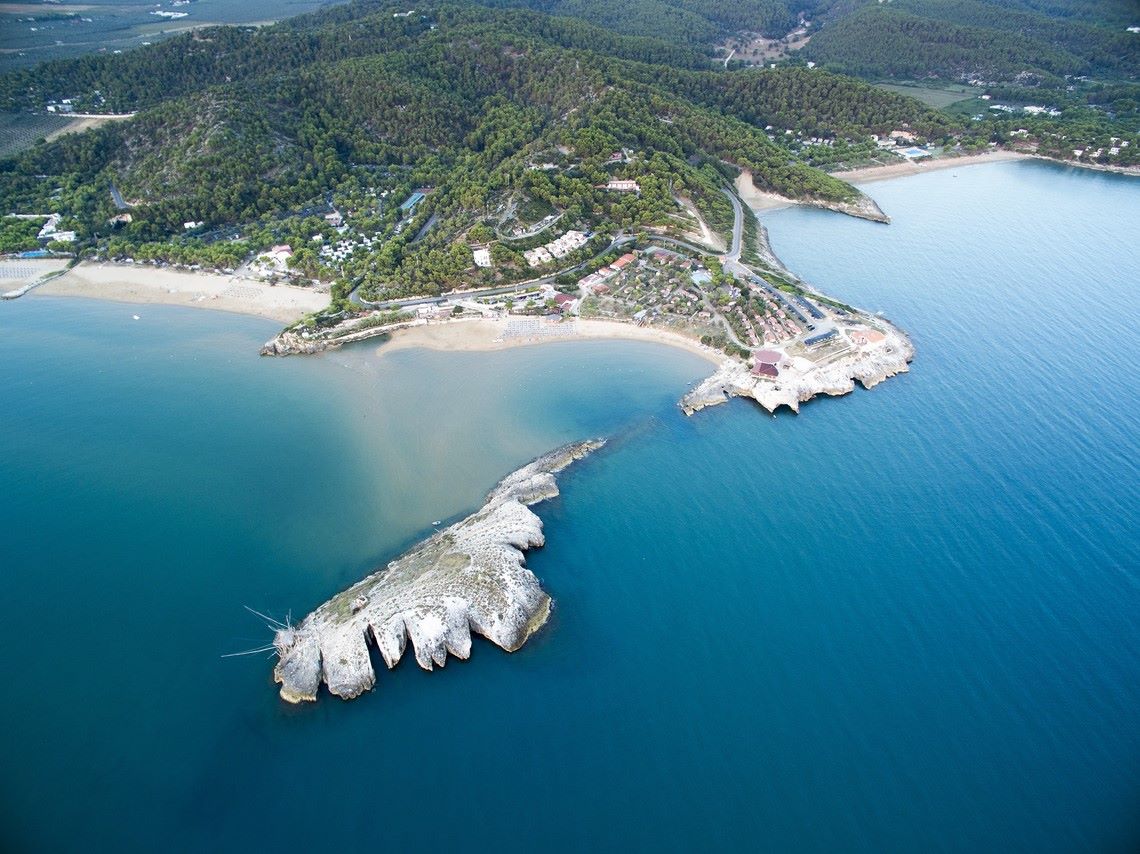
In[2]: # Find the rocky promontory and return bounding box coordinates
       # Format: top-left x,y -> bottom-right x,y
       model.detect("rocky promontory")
273,439 -> 603,703
806,193 -> 891,224
681,320 -> 914,415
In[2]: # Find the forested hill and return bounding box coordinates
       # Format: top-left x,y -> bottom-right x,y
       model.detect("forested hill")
470,0 -> 803,44
0,4 -> 711,114
801,0 -> 1139,85
0,1 -> 958,298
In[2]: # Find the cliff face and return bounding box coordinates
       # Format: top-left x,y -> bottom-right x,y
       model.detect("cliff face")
273,440 -> 603,703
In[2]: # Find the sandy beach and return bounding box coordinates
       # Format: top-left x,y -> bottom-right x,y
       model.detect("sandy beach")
736,151 -> 1032,216
829,149 -> 1030,184
378,316 -> 727,366
734,170 -> 797,212
0,257 -> 71,295
35,262 -> 330,323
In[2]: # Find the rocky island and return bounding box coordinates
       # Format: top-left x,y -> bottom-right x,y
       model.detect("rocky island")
273,439 -> 602,703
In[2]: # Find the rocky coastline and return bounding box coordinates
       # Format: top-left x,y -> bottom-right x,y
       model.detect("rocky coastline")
681,322 -> 914,415
260,317 -> 427,355
273,439 -> 603,703
806,193 -> 891,224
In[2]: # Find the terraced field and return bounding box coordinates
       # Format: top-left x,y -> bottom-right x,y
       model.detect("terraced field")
0,111 -> 73,157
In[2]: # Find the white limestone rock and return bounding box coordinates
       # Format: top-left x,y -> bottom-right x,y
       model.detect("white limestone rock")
273,440 -> 603,703
681,322 -> 914,415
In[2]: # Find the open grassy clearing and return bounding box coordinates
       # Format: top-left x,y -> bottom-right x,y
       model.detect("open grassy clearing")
874,81 -> 977,109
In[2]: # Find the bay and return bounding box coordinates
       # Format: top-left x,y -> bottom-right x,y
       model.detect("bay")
1,159 -> 1137,852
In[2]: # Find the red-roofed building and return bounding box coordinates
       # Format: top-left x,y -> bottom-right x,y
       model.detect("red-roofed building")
612,253 -> 636,269
553,293 -> 578,314
752,362 -> 779,378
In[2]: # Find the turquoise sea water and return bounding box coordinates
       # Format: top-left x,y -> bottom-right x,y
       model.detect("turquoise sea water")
1,161 -> 1138,852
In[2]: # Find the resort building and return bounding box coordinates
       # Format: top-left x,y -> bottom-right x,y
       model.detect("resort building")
524,230 -> 589,267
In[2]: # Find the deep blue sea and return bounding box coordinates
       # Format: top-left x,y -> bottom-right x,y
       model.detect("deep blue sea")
2,160 -> 1138,852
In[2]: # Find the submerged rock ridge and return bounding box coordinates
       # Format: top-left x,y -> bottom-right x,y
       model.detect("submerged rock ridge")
273,439 -> 603,703
681,320 -> 914,415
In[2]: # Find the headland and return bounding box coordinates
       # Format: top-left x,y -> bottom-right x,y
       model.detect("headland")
273,439 -> 603,703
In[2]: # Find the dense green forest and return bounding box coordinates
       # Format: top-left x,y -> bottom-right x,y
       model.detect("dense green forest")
1,0 -> 1136,301
1,1 -> 952,299
471,0 -> 804,44
801,0 -> 1139,85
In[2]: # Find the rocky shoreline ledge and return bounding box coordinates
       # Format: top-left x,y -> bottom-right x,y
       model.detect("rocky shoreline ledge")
273,440 -> 602,703
805,193 -> 890,224
681,321 -> 914,415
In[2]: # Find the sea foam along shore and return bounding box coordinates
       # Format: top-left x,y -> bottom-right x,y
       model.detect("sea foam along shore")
34,261 -> 330,323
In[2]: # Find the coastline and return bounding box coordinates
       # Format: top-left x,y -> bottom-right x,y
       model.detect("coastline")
829,149 -> 1030,185
377,316 -> 728,367
741,151 -> 1032,213
33,261 -> 329,323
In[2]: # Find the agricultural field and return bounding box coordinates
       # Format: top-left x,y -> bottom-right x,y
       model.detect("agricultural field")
0,0 -> 351,72
0,111 -> 73,157
874,81 -> 978,109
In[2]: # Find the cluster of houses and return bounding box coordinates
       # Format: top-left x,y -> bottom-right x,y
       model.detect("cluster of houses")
523,229 -> 589,267
318,231 -> 382,265
577,252 -> 636,293
1072,138 -> 1130,159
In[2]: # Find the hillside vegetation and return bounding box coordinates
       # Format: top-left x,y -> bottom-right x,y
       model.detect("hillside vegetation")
1,2 -> 953,300
802,0 -> 1140,84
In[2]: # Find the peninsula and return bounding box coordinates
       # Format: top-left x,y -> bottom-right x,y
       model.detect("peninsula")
261,176 -> 914,417
274,439 -> 602,703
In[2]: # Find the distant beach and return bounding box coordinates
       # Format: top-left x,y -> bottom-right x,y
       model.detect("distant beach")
35,261 -> 330,323
830,149 -> 1030,184
736,151 -> 1032,215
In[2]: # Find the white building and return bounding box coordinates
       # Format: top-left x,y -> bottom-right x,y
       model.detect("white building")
255,244 -> 293,275
546,229 -> 588,258
472,247 -> 492,268
524,247 -> 554,267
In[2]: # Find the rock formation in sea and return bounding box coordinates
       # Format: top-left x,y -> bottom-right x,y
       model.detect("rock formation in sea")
273,439 -> 603,703
261,317 -> 426,356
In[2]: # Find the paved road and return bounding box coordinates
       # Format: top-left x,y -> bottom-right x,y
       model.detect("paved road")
720,186 -> 744,264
